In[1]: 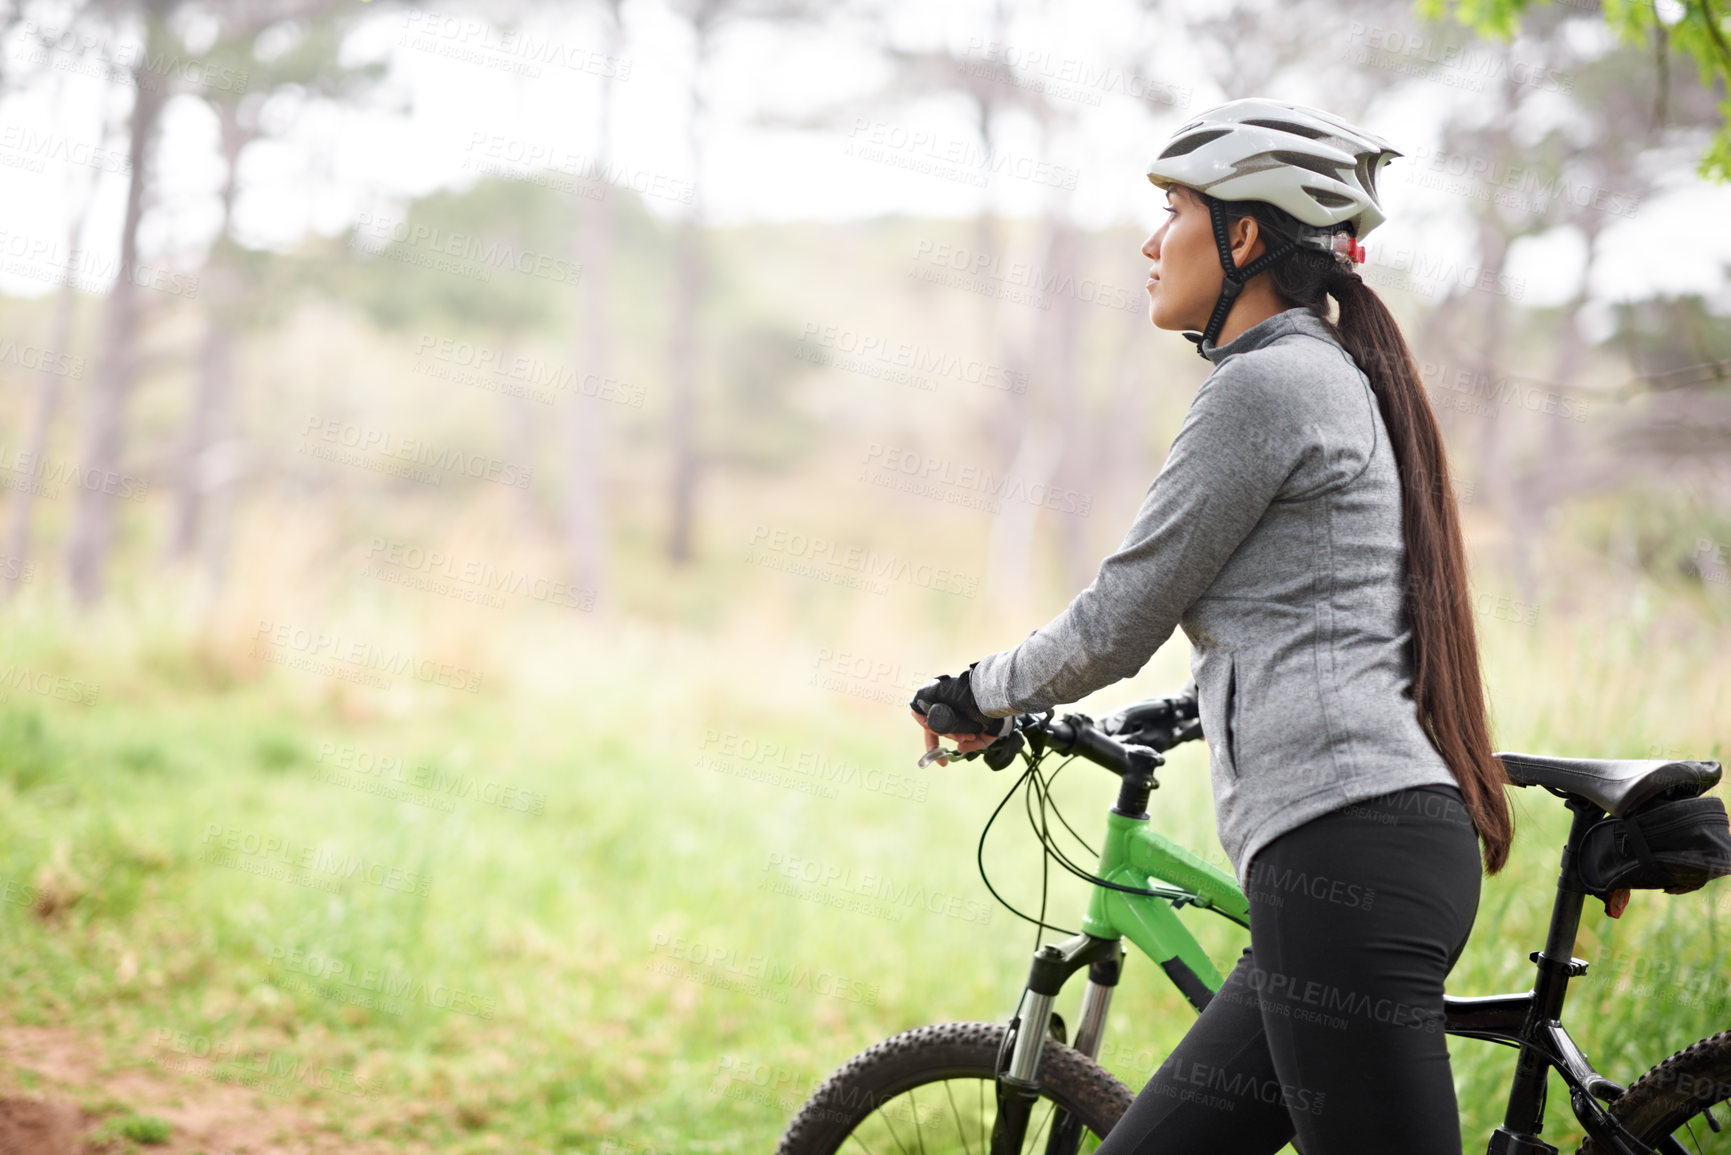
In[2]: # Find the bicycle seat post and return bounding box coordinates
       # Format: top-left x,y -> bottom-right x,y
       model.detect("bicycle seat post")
1536,799 -> 1604,970
1490,797 -> 1605,1153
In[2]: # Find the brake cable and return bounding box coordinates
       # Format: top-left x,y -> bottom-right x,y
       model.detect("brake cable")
1038,752 -> 1098,858
1032,770 -> 1251,928
1024,746 -> 1181,900
974,721 -> 1250,931
975,752 -> 1080,937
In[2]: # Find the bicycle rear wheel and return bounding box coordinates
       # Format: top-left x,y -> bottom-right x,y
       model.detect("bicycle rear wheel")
1579,1030 -> 1731,1153
775,1021 -> 1133,1155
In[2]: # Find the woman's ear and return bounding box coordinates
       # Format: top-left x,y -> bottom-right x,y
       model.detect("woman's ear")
1230,214 -> 1262,270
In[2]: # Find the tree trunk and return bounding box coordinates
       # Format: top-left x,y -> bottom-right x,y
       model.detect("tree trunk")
984,417 -> 1065,609
4,217 -> 85,596
169,103 -> 247,562
565,5 -> 621,596
1468,217 -> 1512,528
65,11 -> 168,604
1100,285 -> 1153,509
565,206 -> 611,592
1516,210 -> 1625,606
985,210 -> 1071,608
168,295 -> 233,559
666,211 -> 703,565
666,42 -> 707,565
1506,223 -> 1604,605
495,336 -> 543,529
1047,224 -> 1092,592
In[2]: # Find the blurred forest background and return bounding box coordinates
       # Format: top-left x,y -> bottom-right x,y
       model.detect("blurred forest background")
0,0 -> 1729,1151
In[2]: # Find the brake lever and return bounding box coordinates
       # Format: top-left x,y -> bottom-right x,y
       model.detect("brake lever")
916,729 -> 1026,770
917,745 -> 962,768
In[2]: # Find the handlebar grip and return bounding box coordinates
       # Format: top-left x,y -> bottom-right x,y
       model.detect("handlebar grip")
925,703 -> 961,733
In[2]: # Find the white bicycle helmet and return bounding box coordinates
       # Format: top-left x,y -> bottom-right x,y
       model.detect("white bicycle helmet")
1145,98 -> 1402,354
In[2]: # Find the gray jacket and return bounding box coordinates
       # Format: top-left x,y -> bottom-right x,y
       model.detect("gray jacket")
970,306 -> 1461,888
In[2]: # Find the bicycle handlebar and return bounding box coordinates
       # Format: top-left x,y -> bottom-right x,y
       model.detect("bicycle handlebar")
1026,704 -> 1200,817
934,688 -> 1204,777
1041,714 -> 1147,774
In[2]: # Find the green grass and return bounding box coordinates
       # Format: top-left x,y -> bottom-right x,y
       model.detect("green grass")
0,565 -> 1727,1154
117,1114 -> 173,1144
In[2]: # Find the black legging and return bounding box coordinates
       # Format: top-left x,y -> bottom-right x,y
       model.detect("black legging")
1095,783 -> 1482,1154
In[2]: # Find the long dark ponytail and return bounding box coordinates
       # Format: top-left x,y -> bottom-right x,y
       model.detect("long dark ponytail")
1215,194 -> 1514,874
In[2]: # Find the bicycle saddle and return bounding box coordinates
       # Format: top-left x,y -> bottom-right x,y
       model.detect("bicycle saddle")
1495,751 -> 1723,817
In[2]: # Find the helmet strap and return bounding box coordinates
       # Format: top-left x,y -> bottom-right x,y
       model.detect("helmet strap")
1184,197 -> 1302,359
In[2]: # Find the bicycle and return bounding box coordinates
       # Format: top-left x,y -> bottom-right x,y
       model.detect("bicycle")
774,690 -> 1731,1155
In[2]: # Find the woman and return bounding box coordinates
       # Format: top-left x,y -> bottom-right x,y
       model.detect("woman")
909,98 -> 1513,1152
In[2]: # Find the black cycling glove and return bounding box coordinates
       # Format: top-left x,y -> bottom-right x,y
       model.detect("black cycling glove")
909,664 -> 1014,738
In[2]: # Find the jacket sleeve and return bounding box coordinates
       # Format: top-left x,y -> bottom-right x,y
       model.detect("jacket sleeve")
970,357 -> 1309,716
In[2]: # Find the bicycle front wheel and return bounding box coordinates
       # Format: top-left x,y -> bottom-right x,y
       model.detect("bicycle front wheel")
775,1021 -> 1133,1155
1579,1030 -> 1731,1153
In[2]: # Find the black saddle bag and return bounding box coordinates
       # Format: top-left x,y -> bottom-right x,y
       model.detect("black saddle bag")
1576,793 -> 1731,895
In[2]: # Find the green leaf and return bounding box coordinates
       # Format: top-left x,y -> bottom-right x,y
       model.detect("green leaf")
1416,0 -> 1731,181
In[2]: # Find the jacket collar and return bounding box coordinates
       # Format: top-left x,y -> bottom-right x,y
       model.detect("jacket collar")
1199,306 -> 1337,365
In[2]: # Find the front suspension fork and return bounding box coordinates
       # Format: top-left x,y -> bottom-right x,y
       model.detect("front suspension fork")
993,936 -> 1125,1155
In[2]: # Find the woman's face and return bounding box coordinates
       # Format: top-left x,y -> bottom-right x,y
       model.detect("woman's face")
1141,184 -> 1235,332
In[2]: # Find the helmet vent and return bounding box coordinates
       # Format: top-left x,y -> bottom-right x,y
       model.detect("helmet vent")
1301,186 -> 1357,209
1243,118 -> 1331,140
1269,150 -> 1347,180
1157,129 -> 1229,159
1357,154 -> 1381,200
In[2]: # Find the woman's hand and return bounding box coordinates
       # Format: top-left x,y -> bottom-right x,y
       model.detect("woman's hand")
910,708 -> 994,767
908,667 -> 1011,766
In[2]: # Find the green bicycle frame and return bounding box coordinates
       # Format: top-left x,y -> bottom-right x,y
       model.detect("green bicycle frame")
1080,808 -> 1249,1011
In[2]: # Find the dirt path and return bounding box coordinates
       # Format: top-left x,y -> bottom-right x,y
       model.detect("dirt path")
0,1025 -> 425,1155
